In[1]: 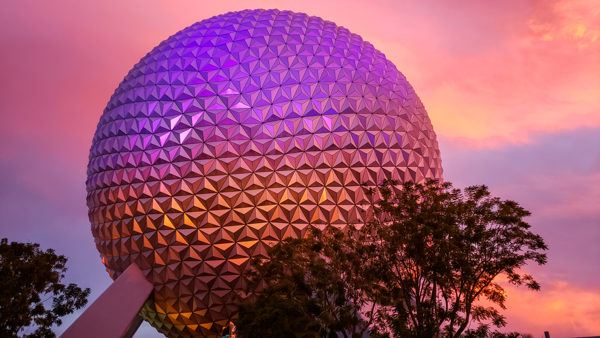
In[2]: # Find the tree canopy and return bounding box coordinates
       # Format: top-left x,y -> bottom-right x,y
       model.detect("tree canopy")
235,180 -> 547,338
236,230 -> 371,338
0,238 -> 90,338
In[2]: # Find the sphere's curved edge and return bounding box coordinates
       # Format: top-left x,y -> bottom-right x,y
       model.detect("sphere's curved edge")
86,8 -> 442,337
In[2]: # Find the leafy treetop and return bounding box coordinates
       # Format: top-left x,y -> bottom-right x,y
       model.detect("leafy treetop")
0,238 -> 90,338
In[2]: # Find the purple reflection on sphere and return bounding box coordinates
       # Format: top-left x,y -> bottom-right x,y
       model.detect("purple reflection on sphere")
87,9 -> 442,337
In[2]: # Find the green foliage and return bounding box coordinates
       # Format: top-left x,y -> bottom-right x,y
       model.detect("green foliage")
0,238 -> 90,337
236,287 -> 322,338
361,180 -> 547,337
236,231 -> 372,338
235,180 -> 547,338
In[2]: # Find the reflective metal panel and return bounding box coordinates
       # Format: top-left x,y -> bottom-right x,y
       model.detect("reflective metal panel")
87,9 -> 443,337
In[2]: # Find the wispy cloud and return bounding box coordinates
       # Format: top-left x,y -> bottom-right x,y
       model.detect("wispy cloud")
403,0 -> 600,146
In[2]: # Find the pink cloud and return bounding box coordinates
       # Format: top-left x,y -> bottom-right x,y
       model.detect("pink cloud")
503,280 -> 600,336
405,0 -> 600,146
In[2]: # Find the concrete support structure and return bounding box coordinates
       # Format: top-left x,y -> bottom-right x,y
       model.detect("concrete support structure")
61,264 -> 153,338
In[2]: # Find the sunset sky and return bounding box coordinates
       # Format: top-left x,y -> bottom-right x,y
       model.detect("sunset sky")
0,1 -> 598,336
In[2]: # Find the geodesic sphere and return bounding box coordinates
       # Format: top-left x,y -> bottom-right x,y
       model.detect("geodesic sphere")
86,9 -> 442,337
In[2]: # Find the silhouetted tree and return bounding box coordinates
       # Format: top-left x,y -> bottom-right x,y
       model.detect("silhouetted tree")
0,238 -> 90,337
360,180 -> 547,337
235,180 -> 547,338
236,229 -> 373,338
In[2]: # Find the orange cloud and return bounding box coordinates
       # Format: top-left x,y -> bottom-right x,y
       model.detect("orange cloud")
502,279 -> 600,336
413,0 -> 600,147
528,0 -> 600,49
